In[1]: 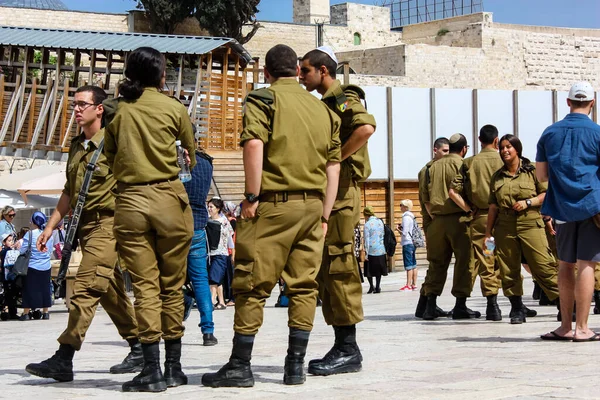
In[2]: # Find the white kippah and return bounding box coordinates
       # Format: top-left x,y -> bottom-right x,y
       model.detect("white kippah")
315,46 -> 338,65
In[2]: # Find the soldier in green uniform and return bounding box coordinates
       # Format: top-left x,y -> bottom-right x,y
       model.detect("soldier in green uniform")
25,86 -> 140,383
448,125 -> 504,321
202,44 -> 341,388
103,47 -> 196,393
299,46 -> 376,376
485,134 -> 558,324
415,137 -> 450,318
422,133 -> 480,320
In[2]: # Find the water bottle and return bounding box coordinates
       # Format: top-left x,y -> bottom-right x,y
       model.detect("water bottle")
484,237 -> 495,257
175,140 -> 192,183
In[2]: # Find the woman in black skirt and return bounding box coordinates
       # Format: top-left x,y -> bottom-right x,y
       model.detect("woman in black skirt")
363,206 -> 388,293
19,211 -> 53,321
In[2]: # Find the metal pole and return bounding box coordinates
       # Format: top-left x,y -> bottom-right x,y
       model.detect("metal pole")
386,87 -> 395,272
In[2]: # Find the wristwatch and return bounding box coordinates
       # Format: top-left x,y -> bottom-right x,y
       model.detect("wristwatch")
321,216 -> 329,224
244,193 -> 259,203
525,199 -> 532,208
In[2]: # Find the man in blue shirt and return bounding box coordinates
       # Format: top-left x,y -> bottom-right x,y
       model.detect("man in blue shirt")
536,81 -> 600,342
183,134 -> 217,347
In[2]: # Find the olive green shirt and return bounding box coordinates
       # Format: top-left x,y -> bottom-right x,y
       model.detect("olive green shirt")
451,147 -> 504,210
489,162 -> 547,215
63,129 -> 115,212
322,80 -> 375,185
418,160 -> 434,229
240,79 -> 341,196
103,88 -> 196,184
423,153 -> 464,216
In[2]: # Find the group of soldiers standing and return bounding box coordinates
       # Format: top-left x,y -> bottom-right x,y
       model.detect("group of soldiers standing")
415,127 -> 562,324
23,43 -> 377,393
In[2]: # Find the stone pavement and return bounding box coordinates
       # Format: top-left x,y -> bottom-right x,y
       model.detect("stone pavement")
2,270 -> 600,400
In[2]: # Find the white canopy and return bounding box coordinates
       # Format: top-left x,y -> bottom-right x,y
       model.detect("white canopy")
1,164 -> 65,192
0,189 -> 58,210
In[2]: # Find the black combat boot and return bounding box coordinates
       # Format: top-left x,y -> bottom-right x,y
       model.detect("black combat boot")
539,288 -> 556,306
308,325 -> 362,376
283,328 -> 310,385
594,291 -> 600,315
532,281 -> 541,300
422,295 -> 439,320
122,342 -> 167,392
203,333 -> 218,346
202,333 -> 255,387
523,305 -> 537,318
452,297 -> 481,319
164,338 -> 187,388
25,344 -> 75,382
485,294 -> 502,321
415,295 -> 428,318
508,296 -> 526,324
110,338 -> 144,374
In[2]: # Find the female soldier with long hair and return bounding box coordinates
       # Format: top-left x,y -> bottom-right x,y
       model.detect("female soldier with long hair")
485,134 -> 559,325
103,47 -> 196,392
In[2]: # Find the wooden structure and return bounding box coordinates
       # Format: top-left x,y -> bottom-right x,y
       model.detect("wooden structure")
0,26 -> 253,159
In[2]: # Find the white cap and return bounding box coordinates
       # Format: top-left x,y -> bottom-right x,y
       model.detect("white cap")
568,81 -> 595,102
1,233 -> 14,242
315,46 -> 338,65
175,140 -> 182,146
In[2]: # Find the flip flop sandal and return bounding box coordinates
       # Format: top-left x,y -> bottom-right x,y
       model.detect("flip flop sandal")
572,333 -> 600,342
214,304 -> 227,310
540,331 -> 573,341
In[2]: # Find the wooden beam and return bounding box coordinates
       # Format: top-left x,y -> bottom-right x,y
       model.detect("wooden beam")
191,55 -> 202,122
48,91 -> 63,146
17,47 -> 30,124
343,62 -> 350,85
59,80 -> 69,146
386,87 -> 395,272
13,89 -> 33,143
0,75 -> 19,143
206,52 -> 213,150
176,55 -> 184,98
48,50 -> 63,135
72,50 -> 81,87
0,74 -> 4,122
221,50 -> 230,150
104,52 -> 113,89
252,57 -> 259,88
233,55 -> 240,150
429,88 -> 436,150
31,81 -> 53,146
27,77 -> 37,142
41,49 -> 49,85
88,50 -> 96,87
512,90 -> 519,137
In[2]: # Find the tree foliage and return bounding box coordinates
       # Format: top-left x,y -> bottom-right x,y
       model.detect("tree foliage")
135,0 -> 196,34
194,0 -> 261,44
134,0 -> 262,43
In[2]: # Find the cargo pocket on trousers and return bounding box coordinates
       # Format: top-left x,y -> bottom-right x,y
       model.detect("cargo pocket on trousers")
232,261 -> 254,293
89,265 -> 114,294
328,244 -> 356,274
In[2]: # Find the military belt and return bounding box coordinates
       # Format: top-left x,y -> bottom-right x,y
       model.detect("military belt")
260,190 -> 323,203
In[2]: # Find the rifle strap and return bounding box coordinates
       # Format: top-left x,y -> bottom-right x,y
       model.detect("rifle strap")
63,139 -> 105,248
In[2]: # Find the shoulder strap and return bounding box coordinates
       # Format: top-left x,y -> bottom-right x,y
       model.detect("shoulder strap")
26,231 -> 32,253
247,88 -> 274,105
63,139 -> 105,248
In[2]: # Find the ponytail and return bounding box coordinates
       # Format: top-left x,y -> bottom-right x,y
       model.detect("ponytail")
118,79 -> 145,100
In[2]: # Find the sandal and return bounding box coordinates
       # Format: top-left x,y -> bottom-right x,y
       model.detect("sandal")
214,304 -> 227,310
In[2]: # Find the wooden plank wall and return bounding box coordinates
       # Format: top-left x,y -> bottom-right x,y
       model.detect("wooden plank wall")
359,181 -> 428,270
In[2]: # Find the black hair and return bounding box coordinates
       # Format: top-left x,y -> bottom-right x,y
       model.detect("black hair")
499,134 -> 532,167
265,45 -> 298,79
119,47 -> 166,100
449,134 -> 467,153
433,137 -> 449,149
75,85 -> 107,105
301,49 -> 337,78
479,124 -> 498,145
208,197 -> 224,213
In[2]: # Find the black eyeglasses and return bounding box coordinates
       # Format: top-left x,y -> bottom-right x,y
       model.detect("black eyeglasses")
7,213 -> 15,218
71,101 -> 98,111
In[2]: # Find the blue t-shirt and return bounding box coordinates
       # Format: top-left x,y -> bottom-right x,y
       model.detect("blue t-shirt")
536,113 -> 600,222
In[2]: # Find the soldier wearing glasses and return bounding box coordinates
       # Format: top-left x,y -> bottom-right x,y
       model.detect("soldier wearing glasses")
25,86 -> 140,383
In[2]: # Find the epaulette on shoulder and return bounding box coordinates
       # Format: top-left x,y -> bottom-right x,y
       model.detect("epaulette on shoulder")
341,84 -> 366,100
247,88 -> 274,105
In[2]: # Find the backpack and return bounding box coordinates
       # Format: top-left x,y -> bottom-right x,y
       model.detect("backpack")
379,219 -> 397,257
411,217 -> 425,248
206,220 -> 222,251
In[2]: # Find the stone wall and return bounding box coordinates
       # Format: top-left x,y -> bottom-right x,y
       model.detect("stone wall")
401,12 -> 489,47
0,6 -> 128,32
293,0 -> 330,24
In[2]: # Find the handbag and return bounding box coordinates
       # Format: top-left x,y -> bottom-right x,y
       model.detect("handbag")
12,231 -> 32,276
